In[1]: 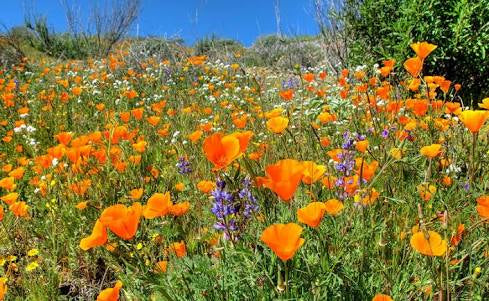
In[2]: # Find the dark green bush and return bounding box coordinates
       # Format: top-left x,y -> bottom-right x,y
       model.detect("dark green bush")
24,18 -> 93,59
342,0 -> 489,102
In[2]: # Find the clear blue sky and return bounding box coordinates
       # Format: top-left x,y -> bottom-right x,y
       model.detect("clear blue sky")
1,0 -> 319,46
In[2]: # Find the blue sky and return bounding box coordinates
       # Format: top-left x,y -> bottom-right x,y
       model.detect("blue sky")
1,0 -> 319,46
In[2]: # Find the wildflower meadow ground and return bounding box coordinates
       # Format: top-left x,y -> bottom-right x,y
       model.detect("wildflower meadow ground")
1,42 -> 489,300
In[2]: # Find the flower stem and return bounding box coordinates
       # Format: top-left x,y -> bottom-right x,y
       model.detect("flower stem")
470,132 -> 478,183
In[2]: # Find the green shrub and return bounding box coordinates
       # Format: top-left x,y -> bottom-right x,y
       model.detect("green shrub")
341,0 -> 489,102
123,37 -> 187,68
194,35 -> 244,63
244,35 -> 325,69
24,18 -> 92,59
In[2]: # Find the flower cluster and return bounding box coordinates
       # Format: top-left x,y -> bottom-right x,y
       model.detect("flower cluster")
334,131 -> 363,199
176,156 -> 192,174
211,177 -> 258,240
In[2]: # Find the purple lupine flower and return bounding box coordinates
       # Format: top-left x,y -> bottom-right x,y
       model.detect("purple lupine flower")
334,131 -> 358,200
282,77 -> 299,89
381,128 -> 389,139
176,157 -> 192,174
239,177 -> 259,217
210,177 -> 258,240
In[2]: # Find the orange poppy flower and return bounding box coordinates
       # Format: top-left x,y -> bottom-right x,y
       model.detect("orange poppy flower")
119,111 -> 131,123
479,98 -> 489,110
0,177 -> 16,191
441,175 -> 452,187
175,182 -> 185,191
132,141 -> 147,153
100,202 -> 142,240
372,294 -> 393,301
0,205 -> 3,222
187,55 -> 206,65
450,224 -> 465,247
343,175 -> 360,196
147,116 -> 161,127
417,183 -> 437,201
317,173 -> 333,189
0,192 -> 18,205
383,59 -> 396,68
197,180 -> 215,193
301,161 -> 326,184
459,110 -> 489,133
80,219 -> 108,250
9,201 -> 29,217
200,122 -> 213,132
143,192 -> 172,219
156,260 -> 168,273
259,159 -> 304,202
327,149 -> 343,162
0,278 -> 6,301
264,108 -> 284,119
279,89 -> 294,101
70,179 -> 92,196
324,199 -> 344,215
476,195 -> 489,219
188,130 -> 203,143
266,116 -> 289,134
410,42 -> 437,60
358,188 -> 380,205
97,280 -> 122,301
355,159 -> 378,182
317,111 -> 336,124
410,230 -> 447,256
445,102 -> 462,115
248,151 -> 263,161
202,131 -> 252,170
55,132 -> 73,145
356,140 -> 369,153
260,223 -> 305,261
170,201 -> 190,216
131,108 -> 144,120
420,144 -> 442,159
439,80 -> 451,94
75,201 -> 88,210
320,137 -> 330,147
170,241 -> 187,258
129,188 -> 144,200
407,78 -> 421,91
72,86 -> 82,96
230,131 -> 253,151
412,99 -> 429,116
297,202 -> 327,228
403,57 -> 423,77
1,164 -> 12,173
232,114 -> 248,128
379,66 -> 392,77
